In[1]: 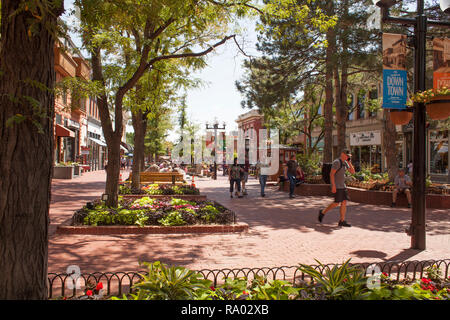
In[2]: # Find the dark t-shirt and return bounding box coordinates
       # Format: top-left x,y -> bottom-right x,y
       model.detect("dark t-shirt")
331,158 -> 349,189
287,160 -> 298,176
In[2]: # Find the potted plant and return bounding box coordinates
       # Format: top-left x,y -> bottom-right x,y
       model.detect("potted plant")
389,109 -> 413,125
409,87 -> 450,120
53,162 -> 75,179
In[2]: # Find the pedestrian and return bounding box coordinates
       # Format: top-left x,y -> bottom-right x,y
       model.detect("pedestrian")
241,157 -> 250,196
391,168 -> 412,208
229,157 -> 243,198
257,160 -> 269,197
318,149 -> 356,227
284,154 -> 299,198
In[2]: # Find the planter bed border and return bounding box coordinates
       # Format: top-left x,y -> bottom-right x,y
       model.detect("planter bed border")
120,194 -> 207,201
279,183 -> 450,209
56,223 -> 248,235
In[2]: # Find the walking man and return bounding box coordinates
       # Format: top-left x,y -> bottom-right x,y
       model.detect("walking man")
257,160 -> 269,197
318,149 -> 355,227
284,154 -> 299,198
229,158 -> 244,198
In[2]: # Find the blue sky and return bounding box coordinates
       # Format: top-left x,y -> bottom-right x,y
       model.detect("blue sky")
62,0 -> 260,143
174,19 -> 260,142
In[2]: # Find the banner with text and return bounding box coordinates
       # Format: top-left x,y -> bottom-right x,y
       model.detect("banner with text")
382,33 -> 407,109
433,38 -> 450,89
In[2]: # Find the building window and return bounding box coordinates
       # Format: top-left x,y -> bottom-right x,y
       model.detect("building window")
357,91 -> 366,119
347,94 -> 355,120
62,90 -> 67,106
368,90 -> 378,118
429,130 -> 448,175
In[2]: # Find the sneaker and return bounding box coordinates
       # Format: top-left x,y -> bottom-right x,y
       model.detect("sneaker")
391,202 -> 396,208
261,193 -> 266,197
408,203 -> 411,208
289,194 -> 295,199
238,195 -> 243,198
338,220 -> 351,227
230,194 -> 233,198
318,210 -> 324,223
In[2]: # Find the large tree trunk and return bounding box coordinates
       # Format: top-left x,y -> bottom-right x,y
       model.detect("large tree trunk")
334,63 -> 349,153
131,109 -> 146,191
334,1 -> 350,154
323,1 -> 335,163
90,46 -> 123,207
0,0 -> 63,299
383,109 -> 398,181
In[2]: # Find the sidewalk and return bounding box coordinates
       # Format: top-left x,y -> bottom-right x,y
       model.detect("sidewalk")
48,172 -> 450,273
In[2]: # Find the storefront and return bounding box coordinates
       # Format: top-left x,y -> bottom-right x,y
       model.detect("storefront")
55,123 -> 76,163
349,130 -> 382,172
428,129 -> 449,182
86,119 -> 107,171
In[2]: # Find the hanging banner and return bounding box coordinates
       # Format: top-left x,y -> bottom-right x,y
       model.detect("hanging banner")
382,33 -> 408,109
433,38 -> 450,89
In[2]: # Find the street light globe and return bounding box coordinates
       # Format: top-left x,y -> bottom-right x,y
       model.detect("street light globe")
441,0 -> 450,14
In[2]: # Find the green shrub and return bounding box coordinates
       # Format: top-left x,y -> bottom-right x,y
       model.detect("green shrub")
112,261 -> 212,300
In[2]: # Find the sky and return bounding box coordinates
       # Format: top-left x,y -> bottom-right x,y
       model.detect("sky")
62,0 -> 261,144
174,19 -> 260,142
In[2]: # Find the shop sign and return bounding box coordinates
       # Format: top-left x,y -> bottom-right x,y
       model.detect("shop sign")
350,131 -> 381,146
81,146 -> 90,155
67,119 -> 80,129
433,38 -> 450,89
382,33 -> 407,109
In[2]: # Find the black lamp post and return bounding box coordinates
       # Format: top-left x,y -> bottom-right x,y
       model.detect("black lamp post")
206,120 -> 226,180
373,0 -> 450,250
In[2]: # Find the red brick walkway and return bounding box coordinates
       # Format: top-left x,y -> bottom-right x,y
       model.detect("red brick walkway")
48,171 -> 450,274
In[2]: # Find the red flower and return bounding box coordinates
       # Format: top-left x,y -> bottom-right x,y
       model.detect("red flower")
242,291 -> 248,295
86,290 -> 93,296
421,278 -> 431,284
210,286 -> 215,291
96,282 -> 103,291
382,272 -> 389,277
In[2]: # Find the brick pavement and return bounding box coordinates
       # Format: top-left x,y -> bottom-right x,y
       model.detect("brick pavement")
48,171 -> 450,274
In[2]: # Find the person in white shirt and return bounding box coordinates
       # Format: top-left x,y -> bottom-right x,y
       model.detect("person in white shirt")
391,168 -> 412,208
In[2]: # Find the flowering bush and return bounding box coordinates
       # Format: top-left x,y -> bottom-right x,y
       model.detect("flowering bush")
407,86 -> 450,105
72,198 -> 234,227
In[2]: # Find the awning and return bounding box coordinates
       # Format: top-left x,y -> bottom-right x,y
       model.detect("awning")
88,137 -> 107,147
56,124 -> 75,137
120,145 -> 128,152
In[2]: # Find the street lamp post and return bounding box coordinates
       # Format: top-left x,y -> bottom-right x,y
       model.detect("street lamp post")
206,121 -> 226,180
373,0 -> 450,250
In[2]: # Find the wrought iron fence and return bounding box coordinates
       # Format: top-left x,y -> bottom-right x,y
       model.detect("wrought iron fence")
47,259 -> 450,299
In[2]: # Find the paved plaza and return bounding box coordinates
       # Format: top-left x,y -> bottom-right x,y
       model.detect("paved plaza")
48,170 -> 450,274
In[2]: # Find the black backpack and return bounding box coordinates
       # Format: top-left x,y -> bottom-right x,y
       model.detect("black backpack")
322,160 -> 344,184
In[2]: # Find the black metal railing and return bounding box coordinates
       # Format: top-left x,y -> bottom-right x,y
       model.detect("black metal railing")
47,259 -> 450,299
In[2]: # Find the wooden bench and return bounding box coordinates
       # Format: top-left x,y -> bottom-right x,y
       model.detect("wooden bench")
139,172 -> 185,184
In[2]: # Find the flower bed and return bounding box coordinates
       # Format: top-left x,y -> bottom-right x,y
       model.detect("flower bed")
71,197 -> 235,227
119,183 -> 200,196
53,260 -> 450,300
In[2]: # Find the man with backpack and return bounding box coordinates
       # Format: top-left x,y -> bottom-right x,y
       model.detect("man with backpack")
318,149 -> 355,227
